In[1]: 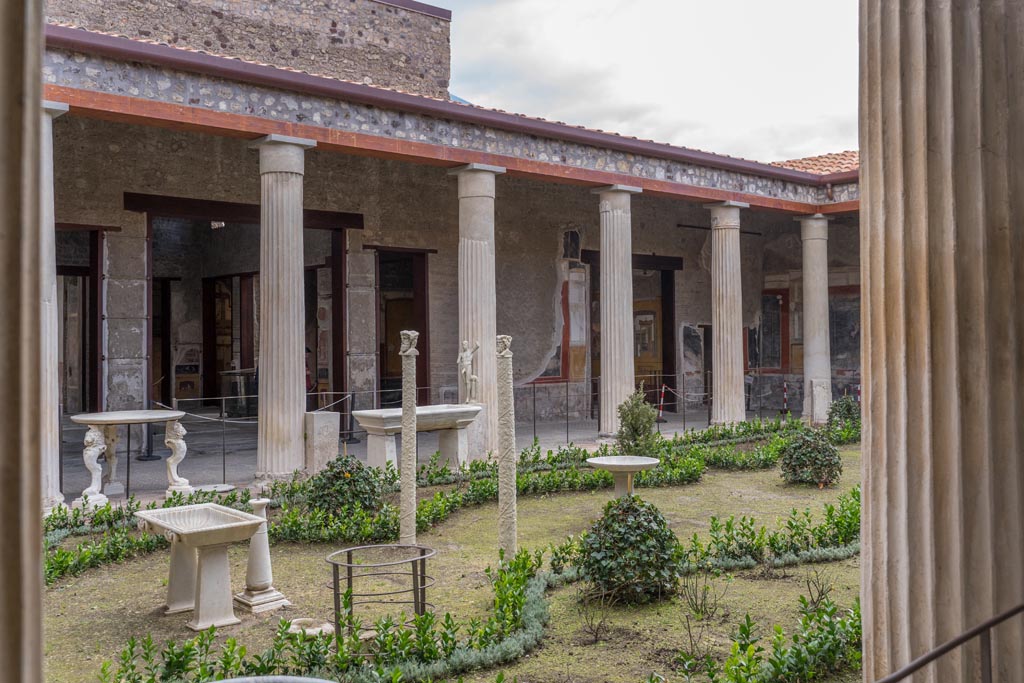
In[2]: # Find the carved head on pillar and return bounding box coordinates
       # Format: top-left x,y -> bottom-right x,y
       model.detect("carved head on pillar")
399,330 -> 419,356
496,335 -> 513,358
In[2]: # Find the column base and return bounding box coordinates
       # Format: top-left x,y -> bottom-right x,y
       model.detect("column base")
102,481 -> 125,498
74,492 -> 109,509
234,587 -> 291,614
43,497 -> 67,515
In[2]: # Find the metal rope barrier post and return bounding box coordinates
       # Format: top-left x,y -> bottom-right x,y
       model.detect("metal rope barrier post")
532,382 -> 537,441
222,396 -> 227,485
125,424 -> 131,499
565,380 -> 570,444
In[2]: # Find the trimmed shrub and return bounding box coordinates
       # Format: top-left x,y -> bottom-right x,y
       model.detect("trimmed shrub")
616,389 -> 660,456
779,429 -> 843,487
827,395 -> 862,444
306,454 -> 386,513
576,496 -> 679,603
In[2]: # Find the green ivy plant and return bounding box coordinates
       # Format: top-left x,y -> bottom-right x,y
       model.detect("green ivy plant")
575,496 -> 679,604
779,429 -> 843,488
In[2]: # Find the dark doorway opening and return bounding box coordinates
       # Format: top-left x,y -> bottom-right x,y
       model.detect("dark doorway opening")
56,226 -> 105,413
375,249 -> 430,408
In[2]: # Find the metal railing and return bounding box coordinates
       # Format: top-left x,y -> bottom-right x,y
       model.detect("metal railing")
875,602 -> 1024,683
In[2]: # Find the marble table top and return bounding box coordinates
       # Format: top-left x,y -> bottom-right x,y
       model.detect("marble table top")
69,409 -> 186,426
586,455 -> 661,472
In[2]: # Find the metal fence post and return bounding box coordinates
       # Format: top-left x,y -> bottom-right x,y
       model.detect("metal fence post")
222,397 -> 227,485
565,380 -> 570,444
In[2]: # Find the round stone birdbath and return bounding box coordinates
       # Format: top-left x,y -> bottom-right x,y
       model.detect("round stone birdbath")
586,455 -> 660,497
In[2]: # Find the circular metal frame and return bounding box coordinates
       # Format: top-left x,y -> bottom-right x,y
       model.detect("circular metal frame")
326,544 -> 436,637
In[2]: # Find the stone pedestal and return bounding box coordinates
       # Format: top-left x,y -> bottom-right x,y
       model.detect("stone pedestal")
438,428 -> 470,469
189,545 -> 240,630
164,535 -> 198,614
251,134 -> 316,479
450,164 -> 505,456
798,214 -> 831,424
496,335 -> 517,556
595,185 -> 641,436
304,411 -> 340,474
234,499 -> 289,614
706,201 -> 747,424
41,101 -> 68,514
861,2 -> 1024,680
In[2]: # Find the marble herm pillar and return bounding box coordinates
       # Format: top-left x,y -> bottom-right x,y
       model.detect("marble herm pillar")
595,185 -> 641,437
41,101 -> 68,514
251,134 -> 316,479
450,163 -> 505,456
234,498 -> 289,613
861,2 -> 1024,681
398,331 -> 419,545
798,214 -> 832,424
496,335 -> 517,556
706,201 -> 747,424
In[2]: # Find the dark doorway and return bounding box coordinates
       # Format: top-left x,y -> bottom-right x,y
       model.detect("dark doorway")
375,249 -> 430,407
56,226 -> 104,413
151,278 -> 173,405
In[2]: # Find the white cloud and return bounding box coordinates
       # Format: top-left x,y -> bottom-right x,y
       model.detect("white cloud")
442,0 -> 858,162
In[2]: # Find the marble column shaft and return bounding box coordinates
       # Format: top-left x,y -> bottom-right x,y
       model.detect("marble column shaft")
799,214 -> 832,424
41,101 -> 68,513
707,202 -> 747,424
451,164 -> 504,455
861,1 -> 1024,680
252,135 -> 315,479
596,185 -> 640,436
496,335 -> 517,556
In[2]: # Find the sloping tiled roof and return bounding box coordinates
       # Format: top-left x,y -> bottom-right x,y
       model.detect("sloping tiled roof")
771,150 -> 860,175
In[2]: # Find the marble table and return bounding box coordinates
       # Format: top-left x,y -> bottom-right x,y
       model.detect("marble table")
586,455 -> 660,497
353,403 -> 482,469
70,409 -> 188,507
136,503 -> 264,630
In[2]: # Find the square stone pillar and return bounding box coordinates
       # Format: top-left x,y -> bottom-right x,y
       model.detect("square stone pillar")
250,134 -> 316,479
450,163 -> 505,456
797,214 -> 832,424
706,201 -> 748,424
594,185 -> 641,436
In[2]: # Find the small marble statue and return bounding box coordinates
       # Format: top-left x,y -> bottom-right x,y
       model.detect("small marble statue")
457,340 -> 480,404
82,426 -> 106,499
164,420 -> 192,493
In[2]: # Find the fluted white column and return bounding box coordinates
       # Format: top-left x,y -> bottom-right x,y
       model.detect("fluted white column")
861,2 -> 1024,681
798,214 -> 832,424
450,163 -> 504,455
596,185 -> 641,436
251,134 -> 315,479
41,101 -> 68,513
706,201 -> 747,424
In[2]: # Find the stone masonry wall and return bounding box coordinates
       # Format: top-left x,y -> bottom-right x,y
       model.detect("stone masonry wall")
45,0 -> 451,98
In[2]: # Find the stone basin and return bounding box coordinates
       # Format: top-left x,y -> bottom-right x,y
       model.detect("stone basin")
136,503 -> 264,547
586,455 -> 660,497
352,403 -> 482,434
135,503 -> 265,630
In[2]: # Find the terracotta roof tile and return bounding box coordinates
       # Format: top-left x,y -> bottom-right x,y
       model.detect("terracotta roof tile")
771,150 -> 860,175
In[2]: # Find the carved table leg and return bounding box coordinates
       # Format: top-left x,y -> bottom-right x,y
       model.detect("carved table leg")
74,425 -> 109,509
165,534 -> 198,614
164,419 -> 193,497
101,424 -> 124,498
188,544 -> 241,631
365,432 -> 398,469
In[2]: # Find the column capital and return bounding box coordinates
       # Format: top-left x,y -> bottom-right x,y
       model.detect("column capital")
704,200 -> 749,210
247,133 -> 317,150
796,213 -> 831,240
42,100 -> 69,118
250,134 -> 316,175
447,163 -> 506,176
705,201 -> 746,229
591,184 -> 642,195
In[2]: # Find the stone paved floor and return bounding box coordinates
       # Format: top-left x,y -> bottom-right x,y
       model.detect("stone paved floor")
58,404 -> 789,503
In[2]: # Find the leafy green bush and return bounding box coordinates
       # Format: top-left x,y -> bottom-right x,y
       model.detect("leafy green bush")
306,454 -> 386,513
779,429 -> 843,487
616,389 -> 660,456
576,496 -> 679,603
826,395 -> 862,444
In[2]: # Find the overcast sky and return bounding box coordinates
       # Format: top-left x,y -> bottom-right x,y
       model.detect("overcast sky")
440,0 -> 858,163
